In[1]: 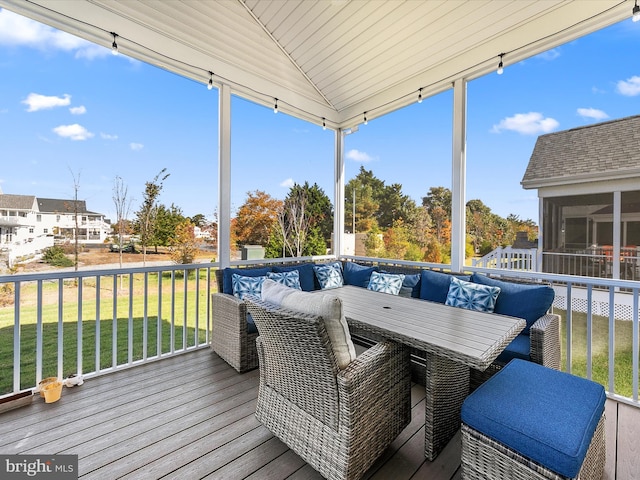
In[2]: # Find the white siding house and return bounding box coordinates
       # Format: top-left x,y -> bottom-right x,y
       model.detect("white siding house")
0,193 -> 111,265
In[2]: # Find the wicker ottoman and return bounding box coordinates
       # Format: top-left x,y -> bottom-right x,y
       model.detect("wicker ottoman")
461,359 -> 606,480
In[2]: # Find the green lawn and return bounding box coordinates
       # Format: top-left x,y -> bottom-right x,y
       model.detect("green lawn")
558,309 -> 637,397
0,270 -> 213,395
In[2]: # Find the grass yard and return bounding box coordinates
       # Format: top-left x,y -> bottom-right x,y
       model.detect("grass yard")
558,308 -> 638,398
0,269 -> 214,395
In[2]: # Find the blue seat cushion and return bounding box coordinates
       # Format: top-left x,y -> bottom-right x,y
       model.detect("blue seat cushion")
419,270 -> 470,304
273,263 -> 317,291
495,334 -> 530,364
343,262 -> 378,288
471,273 -> 554,335
222,267 -> 272,295
462,359 -> 606,478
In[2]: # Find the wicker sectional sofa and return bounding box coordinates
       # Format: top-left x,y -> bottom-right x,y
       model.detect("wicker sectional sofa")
211,260 -> 561,384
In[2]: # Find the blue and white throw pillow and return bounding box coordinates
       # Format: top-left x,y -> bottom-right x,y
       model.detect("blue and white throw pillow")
313,262 -> 344,289
266,270 -> 302,290
231,273 -> 265,300
367,271 -> 405,295
445,276 -> 501,312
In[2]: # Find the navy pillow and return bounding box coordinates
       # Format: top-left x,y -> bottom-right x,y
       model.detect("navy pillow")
222,267 -> 272,295
419,270 -> 470,304
273,263 -> 316,291
343,262 -> 377,288
399,273 -> 421,298
470,273 -> 554,335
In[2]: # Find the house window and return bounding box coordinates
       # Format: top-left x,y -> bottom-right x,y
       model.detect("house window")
43,228 -> 48,234
29,227 -> 34,234
36,214 -> 42,222
56,215 -> 61,222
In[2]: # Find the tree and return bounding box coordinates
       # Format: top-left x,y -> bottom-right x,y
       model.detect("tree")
189,213 -> 206,227
112,175 -> 133,269
378,183 -> 417,228
170,219 -> 197,264
135,168 -> 170,264
68,168 -> 81,271
234,190 -> 282,247
267,182 -> 332,258
154,203 -> 185,250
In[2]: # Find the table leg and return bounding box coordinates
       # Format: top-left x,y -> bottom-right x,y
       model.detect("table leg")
424,352 -> 469,460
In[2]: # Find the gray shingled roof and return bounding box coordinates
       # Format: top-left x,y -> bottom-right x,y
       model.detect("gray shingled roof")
521,115 -> 640,189
37,198 -> 90,214
0,194 -> 37,210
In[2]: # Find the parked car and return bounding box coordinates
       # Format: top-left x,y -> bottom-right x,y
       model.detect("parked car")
109,242 -> 136,253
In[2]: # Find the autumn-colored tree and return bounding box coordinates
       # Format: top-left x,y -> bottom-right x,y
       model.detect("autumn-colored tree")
234,190 -> 283,247
170,220 -> 197,264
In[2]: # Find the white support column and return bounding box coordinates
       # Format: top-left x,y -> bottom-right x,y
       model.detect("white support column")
333,129 -> 345,257
451,78 -> 467,272
537,196 -> 544,272
218,83 -> 232,268
613,190 -> 621,279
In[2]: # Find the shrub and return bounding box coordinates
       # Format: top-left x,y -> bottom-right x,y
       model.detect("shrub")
42,246 -> 74,267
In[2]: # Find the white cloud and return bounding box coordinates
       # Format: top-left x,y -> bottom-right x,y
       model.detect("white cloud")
616,76 -> 640,96
280,178 -> 295,188
536,48 -> 560,61
52,123 -> 94,141
130,142 -> 144,151
22,93 -> 71,112
345,149 -> 373,162
491,112 -> 559,135
0,9 -> 104,58
577,108 -> 608,120
101,133 -> 118,140
69,105 -> 86,115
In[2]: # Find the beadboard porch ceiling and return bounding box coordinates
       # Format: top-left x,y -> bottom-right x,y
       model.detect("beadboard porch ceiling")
0,0 -> 630,128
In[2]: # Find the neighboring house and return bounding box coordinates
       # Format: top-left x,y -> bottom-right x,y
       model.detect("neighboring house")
37,197 -> 111,243
521,115 -> 640,280
0,193 -> 111,265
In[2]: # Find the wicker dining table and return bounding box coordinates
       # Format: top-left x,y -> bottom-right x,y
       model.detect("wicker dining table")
325,285 -> 526,461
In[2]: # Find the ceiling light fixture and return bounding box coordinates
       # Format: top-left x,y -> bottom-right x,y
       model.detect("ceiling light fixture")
363,112 -> 368,125
418,88 -> 423,104
273,98 -> 278,114
322,117 -> 326,130
497,53 -> 504,75
633,0 -> 640,22
111,32 -> 118,55
207,71 -> 214,90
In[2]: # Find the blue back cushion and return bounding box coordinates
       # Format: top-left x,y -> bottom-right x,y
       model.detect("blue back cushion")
222,267 -> 272,295
471,273 -> 554,335
343,262 -> 378,288
419,270 -> 470,304
272,263 -> 316,291
399,273 -> 421,298
462,359 -> 605,478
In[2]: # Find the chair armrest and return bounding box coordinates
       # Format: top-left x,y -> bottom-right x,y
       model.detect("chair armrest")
529,313 -> 561,370
211,292 -> 247,350
337,340 -> 411,433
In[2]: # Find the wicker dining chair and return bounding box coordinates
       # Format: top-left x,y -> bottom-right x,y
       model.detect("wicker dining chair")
246,297 -> 411,480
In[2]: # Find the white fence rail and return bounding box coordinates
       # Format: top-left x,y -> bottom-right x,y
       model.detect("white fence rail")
472,247 -> 537,271
2,255 -> 639,408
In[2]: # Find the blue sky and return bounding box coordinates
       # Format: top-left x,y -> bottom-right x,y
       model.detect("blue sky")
1,8 -> 639,224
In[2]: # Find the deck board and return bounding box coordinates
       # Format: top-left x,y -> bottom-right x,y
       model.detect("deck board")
0,348 -> 460,480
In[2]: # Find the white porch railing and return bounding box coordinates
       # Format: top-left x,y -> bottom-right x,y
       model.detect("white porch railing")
2,255 -> 639,409
472,247 -> 537,271
0,263 -> 217,398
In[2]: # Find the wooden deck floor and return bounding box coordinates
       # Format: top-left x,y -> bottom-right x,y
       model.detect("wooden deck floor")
0,348 -> 462,480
